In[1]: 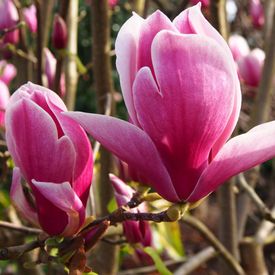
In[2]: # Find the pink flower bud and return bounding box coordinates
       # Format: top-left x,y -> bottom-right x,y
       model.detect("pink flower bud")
0,0 -> 19,44
44,48 -> 66,97
228,34 -> 250,62
238,48 -> 265,87
6,82 -> 93,236
108,0 -> 118,8
0,80 -> 10,127
0,60 -> 17,85
249,0 -> 264,28
110,174 -> 152,246
52,14 -> 68,49
23,4 -> 37,33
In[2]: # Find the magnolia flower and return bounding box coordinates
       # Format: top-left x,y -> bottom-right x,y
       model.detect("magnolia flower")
0,80 -> 10,127
44,48 -> 65,97
23,4 -> 37,33
0,0 -> 19,44
110,174 -> 152,246
108,0 -> 118,8
66,4 -> 275,203
52,14 -> 68,49
228,34 -> 250,62
6,82 -> 93,236
238,48 -> 265,87
0,60 -> 17,85
249,0 -> 264,28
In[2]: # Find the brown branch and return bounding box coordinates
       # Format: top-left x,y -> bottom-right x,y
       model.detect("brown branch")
239,237 -> 268,275
54,0 -> 69,96
237,174 -> 275,224
210,2 -> 239,272
0,220 -> 42,235
182,215 -> 245,275
251,5 -> 275,125
0,21 -> 25,37
0,240 -> 43,260
64,0 -> 79,110
210,0 -> 229,39
90,1 -> 117,273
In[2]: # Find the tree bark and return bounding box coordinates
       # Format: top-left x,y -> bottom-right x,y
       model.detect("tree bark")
89,1 -> 118,274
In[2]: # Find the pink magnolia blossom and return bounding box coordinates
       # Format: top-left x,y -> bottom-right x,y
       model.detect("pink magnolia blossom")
23,4 -> 37,33
110,174 -> 152,246
0,0 -> 19,44
0,80 -> 10,127
52,14 -> 68,49
249,0 -> 264,28
44,48 -> 65,97
108,0 -> 118,8
228,34 -> 250,62
0,60 -> 17,85
5,82 -> 93,236
238,48 -> 265,87
66,4 -> 275,203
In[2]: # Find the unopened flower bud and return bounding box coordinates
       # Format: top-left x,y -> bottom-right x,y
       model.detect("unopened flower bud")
52,14 -> 68,49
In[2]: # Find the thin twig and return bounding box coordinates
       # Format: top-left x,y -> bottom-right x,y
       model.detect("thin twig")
64,0 -> 79,110
237,174 -> 275,224
118,258 -> 185,275
255,205 -> 275,244
101,237 -> 127,245
0,22 -> 25,37
0,221 -> 42,235
182,215 -> 245,275
174,247 -> 217,275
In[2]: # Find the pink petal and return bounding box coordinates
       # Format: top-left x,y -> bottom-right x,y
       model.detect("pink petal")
0,80 -> 10,127
44,48 -> 57,89
132,31 -> 235,200
175,5 -> 242,159
173,6 -> 195,34
9,82 -> 67,112
137,10 -> 178,75
228,34 -> 250,62
0,61 -> 17,85
65,112 -> 179,202
237,48 -> 265,87
5,98 -> 76,185
115,13 -> 144,125
51,108 -> 93,206
23,4 -> 37,33
189,121 -> 275,201
10,167 -> 39,227
109,173 -> 134,206
32,180 -> 85,236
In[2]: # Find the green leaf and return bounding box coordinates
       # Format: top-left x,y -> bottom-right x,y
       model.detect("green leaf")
74,55 -> 88,75
107,197 -> 118,213
0,191 -> 10,208
143,247 -> 172,275
157,222 -> 185,258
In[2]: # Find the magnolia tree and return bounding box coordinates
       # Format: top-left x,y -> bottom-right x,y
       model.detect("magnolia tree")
0,0 -> 275,274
